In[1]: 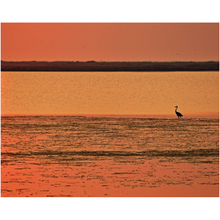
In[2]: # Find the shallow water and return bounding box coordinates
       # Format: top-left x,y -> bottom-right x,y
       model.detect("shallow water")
1,116 -> 219,197
1,71 -> 219,116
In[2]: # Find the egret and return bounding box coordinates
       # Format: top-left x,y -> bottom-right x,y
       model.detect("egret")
174,106 -> 183,118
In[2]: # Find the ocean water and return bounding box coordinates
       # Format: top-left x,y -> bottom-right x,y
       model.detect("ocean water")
1,115 -> 219,197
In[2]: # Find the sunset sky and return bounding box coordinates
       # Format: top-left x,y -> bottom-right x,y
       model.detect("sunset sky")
1,23 -> 219,62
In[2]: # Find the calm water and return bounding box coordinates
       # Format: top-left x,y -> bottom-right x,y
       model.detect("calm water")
1,71 -> 219,115
1,115 -> 219,197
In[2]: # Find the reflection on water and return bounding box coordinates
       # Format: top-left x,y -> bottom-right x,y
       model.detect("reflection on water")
1,116 -> 219,197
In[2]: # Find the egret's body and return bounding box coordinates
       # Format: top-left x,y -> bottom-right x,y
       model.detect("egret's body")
175,106 -> 183,118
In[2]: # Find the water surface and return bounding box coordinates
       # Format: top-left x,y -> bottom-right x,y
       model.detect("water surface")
1,116 -> 219,197
1,71 -> 218,116
1,71 -> 219,196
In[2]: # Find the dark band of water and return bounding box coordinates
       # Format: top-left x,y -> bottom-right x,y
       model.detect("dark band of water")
2,148 -> 219,157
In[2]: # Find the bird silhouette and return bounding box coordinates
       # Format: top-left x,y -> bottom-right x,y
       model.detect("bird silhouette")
174,106 -> 183,118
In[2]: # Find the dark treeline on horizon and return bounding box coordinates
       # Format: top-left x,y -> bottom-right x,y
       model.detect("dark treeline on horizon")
1,61 -> 219,72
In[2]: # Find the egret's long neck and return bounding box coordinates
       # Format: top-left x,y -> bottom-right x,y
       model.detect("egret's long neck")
175,107 -> 178,112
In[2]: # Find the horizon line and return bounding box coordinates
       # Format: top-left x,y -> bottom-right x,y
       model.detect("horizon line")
1,112 -> 219,119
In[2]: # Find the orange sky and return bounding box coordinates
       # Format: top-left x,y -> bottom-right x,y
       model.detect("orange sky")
1,23 -> 219,62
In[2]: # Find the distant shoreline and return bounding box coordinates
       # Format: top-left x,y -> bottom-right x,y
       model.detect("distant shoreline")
1,61 -> 219,72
